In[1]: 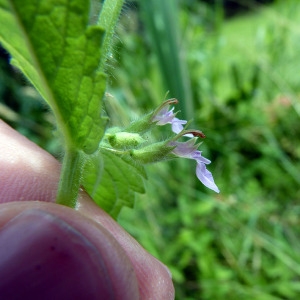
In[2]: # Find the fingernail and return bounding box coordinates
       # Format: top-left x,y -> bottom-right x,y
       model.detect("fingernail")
0,209 -> 114,300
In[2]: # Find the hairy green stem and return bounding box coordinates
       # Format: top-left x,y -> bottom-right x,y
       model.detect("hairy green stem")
54,0 -> 125,208
56,149 -> 83,208
55,0 -> 126,208
98,0 -> 124,70
55,0 -> 125,208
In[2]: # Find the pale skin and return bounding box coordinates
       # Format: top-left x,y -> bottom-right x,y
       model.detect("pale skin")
0,120 -> 174,300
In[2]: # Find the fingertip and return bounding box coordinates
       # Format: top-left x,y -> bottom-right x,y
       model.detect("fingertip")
77,198 -> 175,300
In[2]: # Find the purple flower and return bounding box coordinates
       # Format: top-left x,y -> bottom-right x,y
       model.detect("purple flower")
151,99 -> 218,192
152,105 -> 176,125
171,140 -> 220,193
171,117 -> 189,135
153,105 -> 193,137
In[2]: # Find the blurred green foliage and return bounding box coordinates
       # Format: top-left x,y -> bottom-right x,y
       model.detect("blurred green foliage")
114,0 -> 300,299
1,0 -> 300,299
0,51 -> 60,153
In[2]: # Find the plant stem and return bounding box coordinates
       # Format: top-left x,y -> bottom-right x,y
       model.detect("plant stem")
55,0 -> 125,208
56,149 -> 83,208
97,0 -> 124,70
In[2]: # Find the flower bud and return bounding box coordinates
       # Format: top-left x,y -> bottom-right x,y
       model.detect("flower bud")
107,132 -> 145,149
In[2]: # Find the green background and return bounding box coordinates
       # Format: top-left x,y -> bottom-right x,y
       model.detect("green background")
1,0 -> 300,299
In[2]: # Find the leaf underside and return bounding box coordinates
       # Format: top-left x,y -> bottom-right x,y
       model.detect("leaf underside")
0,0 -> 107,153
82,148 -> 147,219
0,0 -> 146,217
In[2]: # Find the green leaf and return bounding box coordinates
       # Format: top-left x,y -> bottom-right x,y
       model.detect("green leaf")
0,0 -> 107,154
82,147 -> 147,219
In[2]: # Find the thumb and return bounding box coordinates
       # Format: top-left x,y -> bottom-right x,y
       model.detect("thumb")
0,201 -> 139,300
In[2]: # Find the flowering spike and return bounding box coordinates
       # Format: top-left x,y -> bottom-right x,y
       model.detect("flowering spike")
105,98 -> 219,193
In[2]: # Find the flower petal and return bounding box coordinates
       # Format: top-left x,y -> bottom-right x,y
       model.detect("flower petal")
192,151 -> 211,164
170,140 -> 196,157
153,106 -> 175,125
171,118 -> 193,137
153,105 -> 194,136
171,118 -> 186,133
196,162 -> 220,193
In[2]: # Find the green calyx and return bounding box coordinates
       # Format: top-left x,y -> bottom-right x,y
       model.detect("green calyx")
124,112 -> 155,133
129,141 -> 176,164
